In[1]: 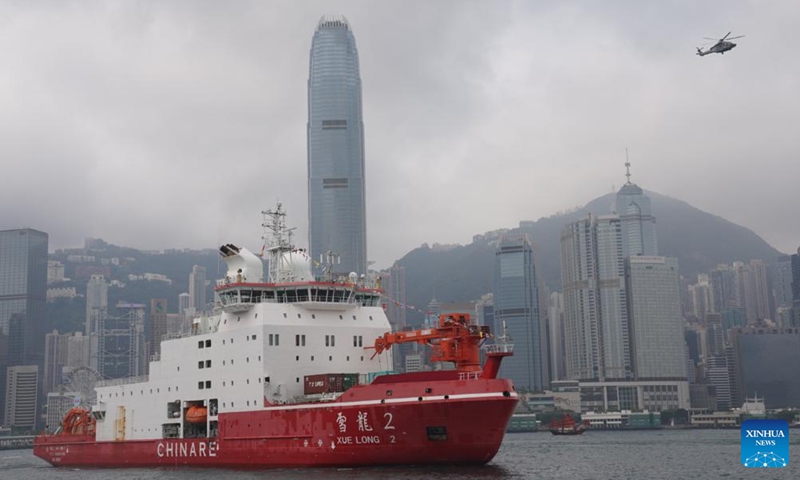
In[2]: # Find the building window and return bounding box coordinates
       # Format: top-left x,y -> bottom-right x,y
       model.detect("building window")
199,382 -> 204,390
322,177 -> 349,188
198,341 -> 204,349
206,360 -> 211,368
321,119 -> 347,130
198,361 -> 204,369
206,339 -> 211,347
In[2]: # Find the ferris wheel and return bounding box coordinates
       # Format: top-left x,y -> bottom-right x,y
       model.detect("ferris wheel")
62,366 -> 103,408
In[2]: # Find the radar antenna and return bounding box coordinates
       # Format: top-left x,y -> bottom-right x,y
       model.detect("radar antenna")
320,250 -> 341,283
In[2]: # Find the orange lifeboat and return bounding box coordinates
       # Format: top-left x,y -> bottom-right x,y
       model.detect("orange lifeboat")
185,406 -> 208,424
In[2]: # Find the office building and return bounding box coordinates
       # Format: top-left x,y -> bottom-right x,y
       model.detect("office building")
613,165 -> 657,258
4,365 -> 39,430
548,292 -> 566,382
709,265 -> 736,312
0,228 -> 48,367
66,332 -> 91,368
792,249 -> 800,327
189,266 -> 206,313
707,354 -> 732,410
493,233 -> 548,391
150,299 -> 168,358
626,256 -> 685,380
690,274 -> 714,320
579,379 -> 690,412
773,255 -> 793,310
96,303 -> 146,380
44,330 -> 69,395
307,15 -> 368,276
749,260 -> 771,321
730,325 -> 800,409
85,274 -> 108,334
178,292 -> 190,318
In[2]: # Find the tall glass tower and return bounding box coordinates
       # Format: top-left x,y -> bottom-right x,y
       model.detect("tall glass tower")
0,228 -> 48,366
615,161 -> 657,258
307,15 -> 367,276
493,233 -> 548,391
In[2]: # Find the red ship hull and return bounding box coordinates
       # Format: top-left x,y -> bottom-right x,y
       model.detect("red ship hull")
35,373 -> 517,468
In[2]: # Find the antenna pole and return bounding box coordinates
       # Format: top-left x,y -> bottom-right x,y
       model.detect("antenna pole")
625,149 -> 632,185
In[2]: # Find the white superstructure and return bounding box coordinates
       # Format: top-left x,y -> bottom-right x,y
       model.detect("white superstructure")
91,205 -> 392,442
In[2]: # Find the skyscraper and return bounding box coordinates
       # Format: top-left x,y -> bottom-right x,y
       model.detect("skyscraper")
773,255 -> 793,310
625,256 -> 685,380
0,228 -> 48,367
3,365 -> 38,430
493,233 -> 548,391
749,260 -> 771,321
43,330 -> 69,395
548,292 -> 566,382
614,163 -> 657,258
85,274 -> 108,334
560,215 -> 630,381
189,266 -> 206,313
709,265 -> 736,312
792,248 -> 800,327
690,274 -> 714,320
178,292 -> 190,318
150,299 -> 168,358
97,303 -> 146,380
730,325 -> 800,409
307,15 -> 367,276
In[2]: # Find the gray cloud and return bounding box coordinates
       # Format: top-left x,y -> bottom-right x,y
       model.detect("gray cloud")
1,1 -> 798,269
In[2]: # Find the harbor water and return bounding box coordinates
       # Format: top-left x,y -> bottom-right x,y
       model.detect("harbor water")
3,429 -> 799,479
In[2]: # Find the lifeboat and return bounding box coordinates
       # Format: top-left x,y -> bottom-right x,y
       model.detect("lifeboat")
185,406 -> 208,424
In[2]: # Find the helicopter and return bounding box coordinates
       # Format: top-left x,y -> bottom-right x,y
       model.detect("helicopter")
696,31 -> 745,56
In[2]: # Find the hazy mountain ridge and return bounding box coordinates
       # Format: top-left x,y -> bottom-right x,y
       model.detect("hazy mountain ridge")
395,190 -> 782,325
45,190 -> 782,332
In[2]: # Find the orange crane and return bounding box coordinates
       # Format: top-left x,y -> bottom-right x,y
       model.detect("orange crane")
368,313 -> 511,376
58,407 -> 96,436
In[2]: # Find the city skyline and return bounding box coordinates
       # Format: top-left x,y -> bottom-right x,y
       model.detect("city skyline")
1,2 -> 798,270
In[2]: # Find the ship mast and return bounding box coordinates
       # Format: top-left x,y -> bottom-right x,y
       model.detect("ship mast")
261,203 -> 297,283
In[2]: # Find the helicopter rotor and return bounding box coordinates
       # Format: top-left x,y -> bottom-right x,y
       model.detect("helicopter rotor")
704,32 -> 745,43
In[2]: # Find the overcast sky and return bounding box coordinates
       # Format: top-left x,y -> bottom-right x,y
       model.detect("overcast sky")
1,1 -> 798,270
